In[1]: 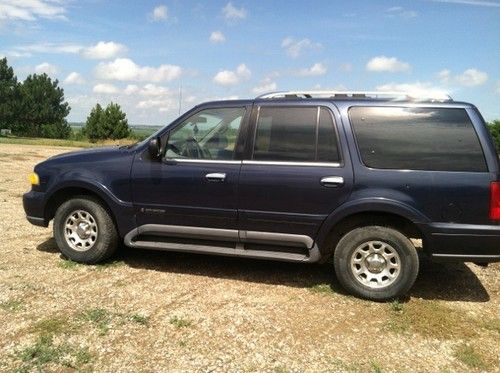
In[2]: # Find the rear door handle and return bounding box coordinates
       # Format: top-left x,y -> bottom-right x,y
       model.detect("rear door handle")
205,173 -> 226,182
320,176 -> 344,187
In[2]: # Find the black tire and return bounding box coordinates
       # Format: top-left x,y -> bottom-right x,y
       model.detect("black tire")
53,196 -> 119,264
333,226 -> 419,301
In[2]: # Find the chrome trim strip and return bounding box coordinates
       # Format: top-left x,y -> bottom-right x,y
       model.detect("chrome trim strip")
240,230 -> 314,249
170,158 -> 242,165
126,224 -> 239,243
242,160 -> 341,167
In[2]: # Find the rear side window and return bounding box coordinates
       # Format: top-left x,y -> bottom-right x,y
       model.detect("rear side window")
349,107 -> 487,172
253,106 -> 340,163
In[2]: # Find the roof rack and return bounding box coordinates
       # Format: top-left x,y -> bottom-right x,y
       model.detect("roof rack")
256,90 -> 453,102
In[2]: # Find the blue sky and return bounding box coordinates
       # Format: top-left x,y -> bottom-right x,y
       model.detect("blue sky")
1,0 -> 499,125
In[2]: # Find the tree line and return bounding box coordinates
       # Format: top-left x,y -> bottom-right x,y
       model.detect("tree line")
0,57 -> 130,141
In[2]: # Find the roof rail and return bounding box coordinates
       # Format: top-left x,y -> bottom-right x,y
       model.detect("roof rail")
256,90 -> 453,101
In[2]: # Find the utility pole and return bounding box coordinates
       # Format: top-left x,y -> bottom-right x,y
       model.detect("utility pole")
178,83 -> 182,116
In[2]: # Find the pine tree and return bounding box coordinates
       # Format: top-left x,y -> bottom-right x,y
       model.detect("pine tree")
0,58 -> 19,131
82,102 -> 130,141
82,104 -> 105,142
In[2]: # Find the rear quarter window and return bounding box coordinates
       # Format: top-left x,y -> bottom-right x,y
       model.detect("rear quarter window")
349,107 -> 487,172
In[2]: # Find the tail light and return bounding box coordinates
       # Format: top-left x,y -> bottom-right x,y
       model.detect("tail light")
490,182 -> 500,221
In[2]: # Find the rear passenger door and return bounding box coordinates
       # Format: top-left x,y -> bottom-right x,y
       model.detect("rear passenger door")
238,102 -> 354,249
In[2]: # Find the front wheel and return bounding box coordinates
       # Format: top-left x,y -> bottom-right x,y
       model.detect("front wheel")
53,196 -> 119,264
333,226 -> 419,301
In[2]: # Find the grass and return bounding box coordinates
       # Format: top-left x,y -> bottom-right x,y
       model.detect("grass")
454,344 -> 487,369
93,259 -> 125,271
80,308 -> 112,336
31,316 -> 75,335
0,299 -> 24,312
0,135 -> 138,148
169,316 -> 192,329
308,283 -> 335,295
15,334 -> 92,372
386,300 -> 477,339
58,259 -> 81,269
129,313 -> 149,326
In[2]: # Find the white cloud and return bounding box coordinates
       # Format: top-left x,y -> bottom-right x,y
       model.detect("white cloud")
209,31 -> 226,44
64,72 -> 85,85
0,0 -> 67,22
429,0 -> 500,7
81,41 -> 127,60
222,2 -> 247,20
213,63 -> 251,86
93,83 -> 119,94
455,68 -> 488,86
252,78 -> 277,95
366,56 -> 411,72
14,43 -> 81,56
386,6 -> 418,18
34,62 -> 57,75
150,5 -> 168,21
95,58 -> 182,82
295,62 -> 327,77
438,68 -> 488,86
376,82 -> 450,100
281,37 -> 322,58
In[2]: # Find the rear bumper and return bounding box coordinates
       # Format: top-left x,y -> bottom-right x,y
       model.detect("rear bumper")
23,190 -> 48,227
418,222 -> 500,263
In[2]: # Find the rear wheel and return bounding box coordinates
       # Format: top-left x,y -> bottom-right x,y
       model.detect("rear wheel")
333,226 -> 419,301
53,196 -> 118,264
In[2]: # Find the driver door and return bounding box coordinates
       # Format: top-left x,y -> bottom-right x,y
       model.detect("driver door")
131,104 -> 250,231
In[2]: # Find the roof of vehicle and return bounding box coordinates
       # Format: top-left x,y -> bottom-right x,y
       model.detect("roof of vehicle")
200,91 -> 476,109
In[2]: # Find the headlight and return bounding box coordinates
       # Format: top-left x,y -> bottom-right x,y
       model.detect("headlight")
28,172 -> 40,186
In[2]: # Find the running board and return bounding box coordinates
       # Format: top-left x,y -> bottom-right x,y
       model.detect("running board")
124,227 -> 320,263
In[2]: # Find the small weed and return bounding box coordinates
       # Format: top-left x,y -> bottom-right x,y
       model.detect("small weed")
0,299 -> 24,312
309,283 -> 334,295
58,259 -> 81,269
16,334 -> 92,372
169,316 -> 192,329
371,361 -> 383,373
389,299 -> 403,312
17,335 -> 62,369
80,308 -> 112,335
178,340 -> 188,347
454,344 -> 487,369
273,366 -> 290,373
129,313 -> 149,326
480,318 -> 500,333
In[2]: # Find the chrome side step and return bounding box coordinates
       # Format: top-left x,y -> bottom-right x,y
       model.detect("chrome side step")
124,225 -> 321,263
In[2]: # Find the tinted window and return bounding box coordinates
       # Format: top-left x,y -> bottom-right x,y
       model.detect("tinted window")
253,106 -> 340,163
350,107 -> 487,172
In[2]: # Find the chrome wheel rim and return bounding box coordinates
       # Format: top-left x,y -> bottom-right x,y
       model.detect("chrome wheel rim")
64,210 -> 98,251
350,240 -> 401,289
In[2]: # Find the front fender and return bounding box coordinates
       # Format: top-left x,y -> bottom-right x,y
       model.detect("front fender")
44,178 -> 135,237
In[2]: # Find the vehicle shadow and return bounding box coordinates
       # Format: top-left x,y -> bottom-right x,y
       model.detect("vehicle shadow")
36,238 -> 491,302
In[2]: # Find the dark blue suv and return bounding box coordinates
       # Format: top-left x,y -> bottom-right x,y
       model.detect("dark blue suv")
23,91 -> 500,300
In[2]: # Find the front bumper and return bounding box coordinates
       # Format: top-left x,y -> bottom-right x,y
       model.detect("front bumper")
23,190 -> 48,227
418,222 -> 500,263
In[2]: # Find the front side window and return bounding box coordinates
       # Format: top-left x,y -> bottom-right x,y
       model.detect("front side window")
166,107 -> 245,160
350,106 -> 487,172
252,106 -> 341,163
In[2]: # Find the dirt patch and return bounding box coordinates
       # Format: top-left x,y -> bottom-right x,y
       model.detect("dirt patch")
0,143 -> 499,372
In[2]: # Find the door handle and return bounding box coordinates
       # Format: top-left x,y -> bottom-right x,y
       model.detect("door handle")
205,173 -> 226,182
320,176 -> 344,187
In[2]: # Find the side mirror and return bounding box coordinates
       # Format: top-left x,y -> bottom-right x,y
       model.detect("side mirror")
148,136 -> 162,161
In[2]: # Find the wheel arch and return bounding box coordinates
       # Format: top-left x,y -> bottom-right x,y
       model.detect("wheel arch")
43,180 -> 134,237
316,199 -> 431,262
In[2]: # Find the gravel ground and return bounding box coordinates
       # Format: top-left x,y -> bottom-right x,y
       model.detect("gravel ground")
0,143 -> 498,372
